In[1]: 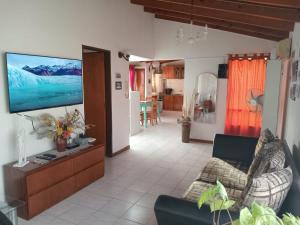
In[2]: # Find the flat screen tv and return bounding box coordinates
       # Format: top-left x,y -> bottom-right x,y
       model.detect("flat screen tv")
6,53 -> 83,113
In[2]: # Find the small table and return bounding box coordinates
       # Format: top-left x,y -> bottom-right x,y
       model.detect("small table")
0,200 -> 24,225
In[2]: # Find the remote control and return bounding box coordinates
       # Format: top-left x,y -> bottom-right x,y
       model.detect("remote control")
36,156 -> 53,161
43,153 -> 57,158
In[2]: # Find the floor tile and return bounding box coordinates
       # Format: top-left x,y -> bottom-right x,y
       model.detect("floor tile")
100,199 -> 134,217
58,205 -> 96,224
122,205 -> 153,224
18,111 -> 212,225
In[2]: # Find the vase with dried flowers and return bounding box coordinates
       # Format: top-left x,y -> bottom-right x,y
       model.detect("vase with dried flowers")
33,109 -> 93,152
177,92 -> 197,143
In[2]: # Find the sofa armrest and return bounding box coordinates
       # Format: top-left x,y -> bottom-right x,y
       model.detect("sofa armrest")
154,195 -> 238,225
213,134 -> 258,165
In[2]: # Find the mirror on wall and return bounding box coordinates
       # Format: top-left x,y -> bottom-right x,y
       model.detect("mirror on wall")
193,73 -> 218,124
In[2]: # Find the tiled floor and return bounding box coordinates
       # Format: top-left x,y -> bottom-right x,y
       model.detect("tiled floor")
19,111 -> 212,225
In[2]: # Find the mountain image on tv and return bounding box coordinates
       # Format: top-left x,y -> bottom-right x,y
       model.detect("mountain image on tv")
6,53 -> 83,113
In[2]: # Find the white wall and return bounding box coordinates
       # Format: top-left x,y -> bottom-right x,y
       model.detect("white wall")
153,18 -> 277,140
285,23 -> 300,149
166,79 -> 184,94
262,60 -> 281,134
153,19 -> 277,59
185,57 -> 227,141
0,0 -> 154,200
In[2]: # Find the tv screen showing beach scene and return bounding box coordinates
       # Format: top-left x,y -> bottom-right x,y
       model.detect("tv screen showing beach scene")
6,53 -> 83,113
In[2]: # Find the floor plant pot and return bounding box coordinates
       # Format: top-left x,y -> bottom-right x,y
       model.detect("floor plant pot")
56,138 -> 67,152
182,120 -> 191,143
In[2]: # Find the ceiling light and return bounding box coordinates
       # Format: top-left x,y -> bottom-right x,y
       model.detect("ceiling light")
176,1 -> 208,45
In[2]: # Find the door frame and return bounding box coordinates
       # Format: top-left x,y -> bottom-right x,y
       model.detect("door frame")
82,45 -> 113,157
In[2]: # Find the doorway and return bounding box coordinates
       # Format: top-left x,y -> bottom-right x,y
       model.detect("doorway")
128,59 -> 184,139
82,45 -> 112,157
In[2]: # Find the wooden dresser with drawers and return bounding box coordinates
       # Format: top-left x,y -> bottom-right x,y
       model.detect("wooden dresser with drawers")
4,144 -> 104,220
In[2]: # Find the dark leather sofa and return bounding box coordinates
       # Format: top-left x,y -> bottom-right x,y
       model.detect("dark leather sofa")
154,134 -> 300,225
0,212 -> 12,225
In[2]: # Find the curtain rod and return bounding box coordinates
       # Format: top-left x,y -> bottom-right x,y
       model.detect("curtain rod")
229,53 -> 270,60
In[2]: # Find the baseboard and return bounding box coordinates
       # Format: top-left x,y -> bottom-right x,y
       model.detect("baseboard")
111,145 -> 130,157
190,139 -> 214,144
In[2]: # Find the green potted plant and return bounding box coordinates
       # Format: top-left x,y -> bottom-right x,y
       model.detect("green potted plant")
198,181 -> 300,225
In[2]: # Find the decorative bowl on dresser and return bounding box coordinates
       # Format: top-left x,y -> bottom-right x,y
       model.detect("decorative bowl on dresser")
4,144 -> 105,220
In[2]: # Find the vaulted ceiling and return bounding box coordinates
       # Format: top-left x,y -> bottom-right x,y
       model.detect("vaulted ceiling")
131,0 -> 300,41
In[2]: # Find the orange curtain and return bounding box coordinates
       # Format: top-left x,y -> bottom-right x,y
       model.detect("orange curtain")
224,58 -> 267,137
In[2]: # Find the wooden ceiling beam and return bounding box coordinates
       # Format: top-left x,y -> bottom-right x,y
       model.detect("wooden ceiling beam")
131,0 -> 294,31
155,14 -> 282,41
193,0 -> 300,22
159,0 -> 300,22
146,7 -> 289,39
224,0 -> 300,9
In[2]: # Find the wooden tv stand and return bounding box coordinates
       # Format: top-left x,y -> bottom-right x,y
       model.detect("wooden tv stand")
3,144 -> 105,220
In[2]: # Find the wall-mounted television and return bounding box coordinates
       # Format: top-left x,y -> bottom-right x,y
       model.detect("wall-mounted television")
6,53 -> 83,113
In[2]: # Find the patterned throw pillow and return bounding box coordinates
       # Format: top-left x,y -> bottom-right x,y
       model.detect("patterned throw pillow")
254,129 -> 275,156
242,167 -> 293,213
252,140 -> 285,178
268,147 -> 286,172
248,140 -> 283,178
198,158 -> 248,190
183,181 -> 243,204
241,140 -> 286,207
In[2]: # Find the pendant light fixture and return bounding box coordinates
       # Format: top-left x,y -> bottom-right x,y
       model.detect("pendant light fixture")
176,0 -> 208,44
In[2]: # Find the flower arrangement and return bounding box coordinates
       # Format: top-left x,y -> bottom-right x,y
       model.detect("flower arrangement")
33,109 -> 93,144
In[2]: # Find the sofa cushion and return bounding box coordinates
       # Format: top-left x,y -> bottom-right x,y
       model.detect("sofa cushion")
183,181 -> 243,206
242,167 -> 293,213
268,148 -> 286,173
253,140 -> 285,177
223,159 -> 249,173
248,140 -> 283,178
197,158 -> 248,190
254,128 -> 275,156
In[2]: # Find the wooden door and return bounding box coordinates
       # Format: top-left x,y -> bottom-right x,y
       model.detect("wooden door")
83,52 -> 106,146
136,69 -> 145,101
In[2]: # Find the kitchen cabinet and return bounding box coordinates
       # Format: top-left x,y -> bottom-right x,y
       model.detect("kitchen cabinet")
163,95 -> 183,111
173,95 -> 184,111
163,95 -> 174,110
162,66 -> 184,79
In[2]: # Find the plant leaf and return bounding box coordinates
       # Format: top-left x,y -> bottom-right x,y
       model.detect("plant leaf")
197,186 -> 217,209
216,180 -> 228,200
232,219 -> 241,225
209,199 -> 235,212
282,213 -> 300,225
251,202 -> 281,225
251,202 -> 266,218
239,207 -> 253,225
